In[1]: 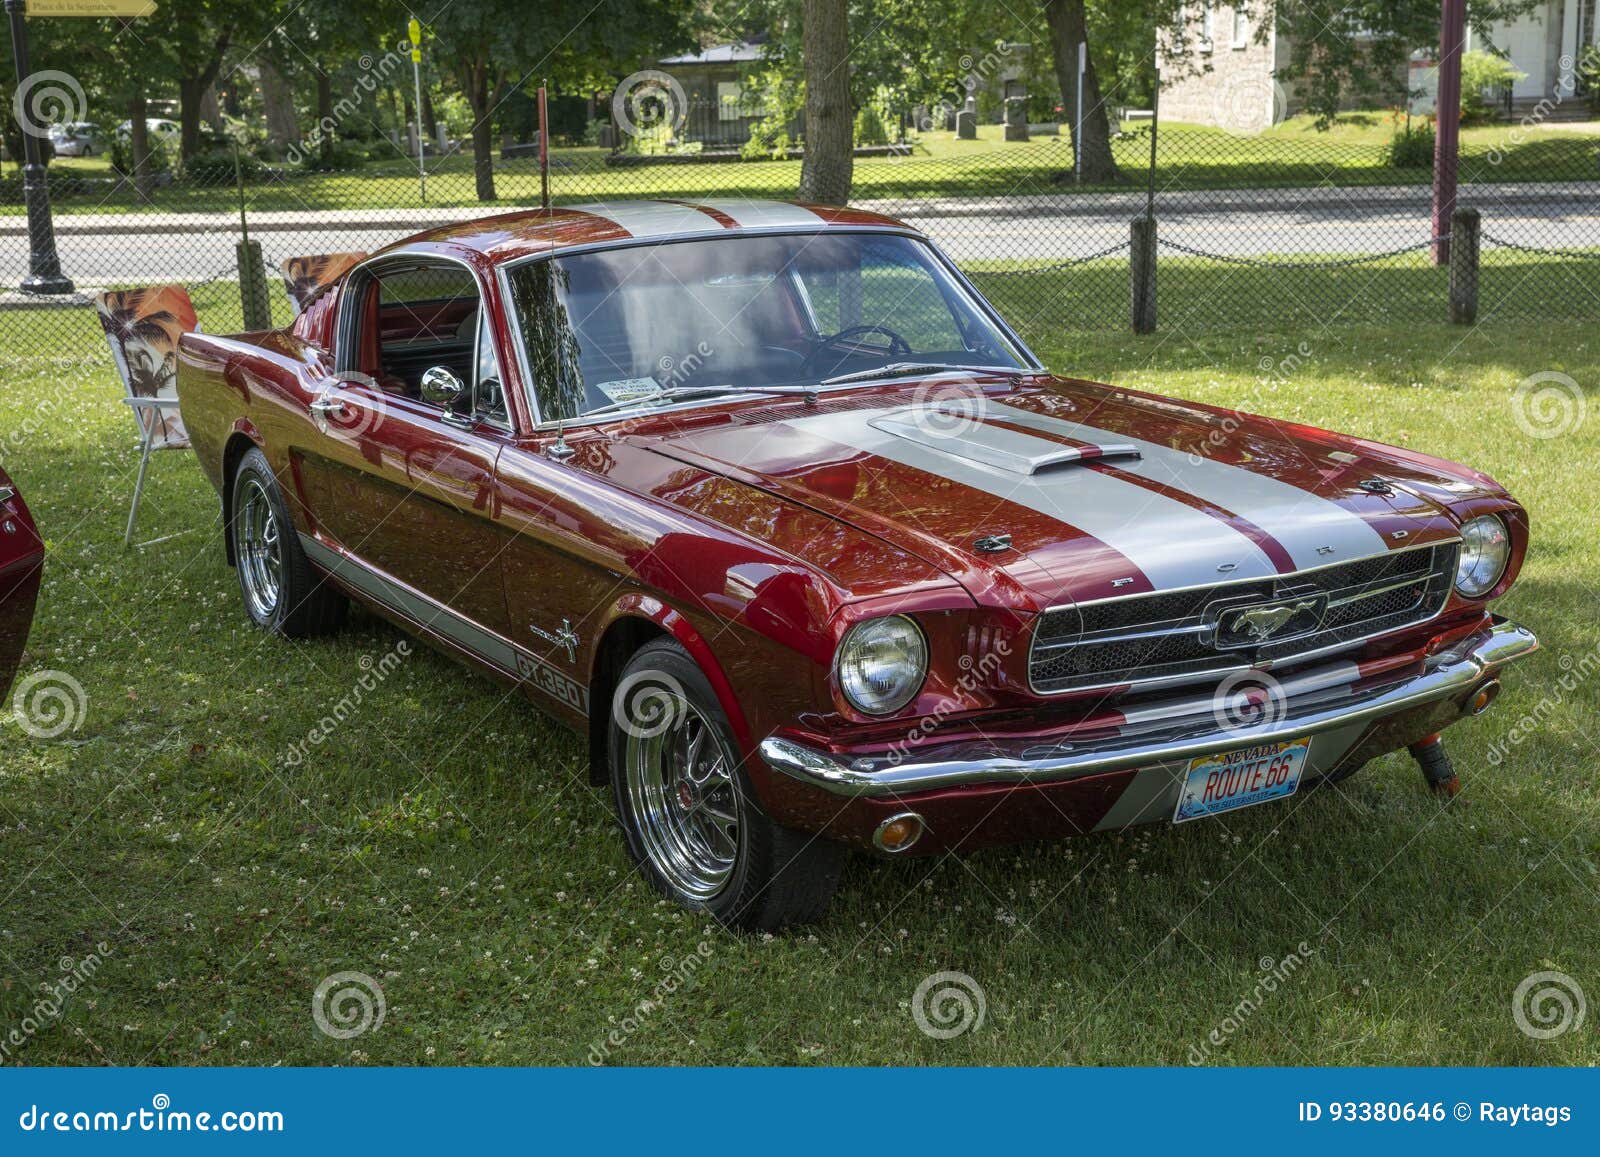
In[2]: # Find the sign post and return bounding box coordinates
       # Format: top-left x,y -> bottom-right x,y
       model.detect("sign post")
1431,0 -> 1465,265
408,17 -> 426,205
6,0 -> 72,292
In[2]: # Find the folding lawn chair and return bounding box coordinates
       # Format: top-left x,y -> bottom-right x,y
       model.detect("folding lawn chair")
280,251 -> 367,316
94,285 -> 199,547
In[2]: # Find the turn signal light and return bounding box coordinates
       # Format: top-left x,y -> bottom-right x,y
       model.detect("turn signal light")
1468,680 -> 1502,716
873,812 -> 925,853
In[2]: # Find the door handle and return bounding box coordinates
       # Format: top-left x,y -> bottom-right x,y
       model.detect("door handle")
309,396 -> 349,418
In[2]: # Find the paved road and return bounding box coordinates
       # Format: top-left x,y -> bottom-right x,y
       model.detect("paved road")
7,187 -> 1597,286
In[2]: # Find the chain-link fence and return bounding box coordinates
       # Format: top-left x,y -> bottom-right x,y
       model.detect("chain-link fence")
3,85 -> 1597,368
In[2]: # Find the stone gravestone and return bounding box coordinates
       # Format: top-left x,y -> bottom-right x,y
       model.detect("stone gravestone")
956,87 -> 978,139
1004,80 -> 1029,141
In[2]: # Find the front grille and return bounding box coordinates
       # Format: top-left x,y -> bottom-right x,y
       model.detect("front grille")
1029,542 -> 1459,695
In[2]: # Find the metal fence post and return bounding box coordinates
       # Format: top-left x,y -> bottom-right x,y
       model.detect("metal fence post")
236,240 -> 272,330
1449,206 -> 1480,325
232,143 -> 272,330
1131,216 -> 1157,334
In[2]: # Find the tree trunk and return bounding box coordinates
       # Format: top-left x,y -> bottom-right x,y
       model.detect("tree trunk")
177,34 -> 231,163
797,0 -> 853,205
1044,0 -> 1121,183
129,91 -> 153,198
316,68 -> 335,165
178,76 -> 206,160
260,60 -> 298,152
466,61 -> 496,201
422,87 -> 439,143
199,84 -> 223,133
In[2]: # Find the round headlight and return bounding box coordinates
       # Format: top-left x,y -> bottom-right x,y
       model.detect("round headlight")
836,615 -> 928,716
1455,514 -> 1511,598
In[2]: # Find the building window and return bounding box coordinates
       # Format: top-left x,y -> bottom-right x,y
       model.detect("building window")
1200,2 -> 1215,51
716,81 -> 742,122
1232,4 -> 1251,49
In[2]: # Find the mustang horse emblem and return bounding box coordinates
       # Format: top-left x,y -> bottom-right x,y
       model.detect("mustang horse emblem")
1223,597 -> 1325,643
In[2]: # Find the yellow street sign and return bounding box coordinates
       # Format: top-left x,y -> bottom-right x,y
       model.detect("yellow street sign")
26,0 -> 158,15
408,17 -> 422,61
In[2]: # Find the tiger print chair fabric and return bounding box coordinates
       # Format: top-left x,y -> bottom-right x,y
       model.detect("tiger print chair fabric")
94,285 -> 199,546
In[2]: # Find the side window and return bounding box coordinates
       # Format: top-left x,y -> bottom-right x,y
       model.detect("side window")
345,260 -> 507,427
474,315 -> 509,426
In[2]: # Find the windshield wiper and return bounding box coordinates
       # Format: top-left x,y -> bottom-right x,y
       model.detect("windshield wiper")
817,362 -> 1034,388
571,382 -> 821,423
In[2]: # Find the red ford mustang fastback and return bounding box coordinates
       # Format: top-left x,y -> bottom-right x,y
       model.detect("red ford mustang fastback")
175,199 -> 1536,929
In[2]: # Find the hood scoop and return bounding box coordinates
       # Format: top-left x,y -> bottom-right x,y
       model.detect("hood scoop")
867,411 -> 1141,477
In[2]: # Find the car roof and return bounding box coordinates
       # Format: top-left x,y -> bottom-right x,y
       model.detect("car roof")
388,199 -> 919,264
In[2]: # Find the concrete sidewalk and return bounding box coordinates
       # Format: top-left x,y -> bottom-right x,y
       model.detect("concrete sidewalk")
2,180 -> 1594,237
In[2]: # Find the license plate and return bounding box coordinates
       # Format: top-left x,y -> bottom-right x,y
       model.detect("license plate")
1173,737 -> 1311,824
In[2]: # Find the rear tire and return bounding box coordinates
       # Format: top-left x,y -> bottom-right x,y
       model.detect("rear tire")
229,447 -> 346,638
609,639 -> 844,931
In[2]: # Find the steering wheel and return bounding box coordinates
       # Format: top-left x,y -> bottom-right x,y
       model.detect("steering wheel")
805,324 -> 912,372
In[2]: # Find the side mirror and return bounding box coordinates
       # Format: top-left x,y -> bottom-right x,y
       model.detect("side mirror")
419,366 -> 467,410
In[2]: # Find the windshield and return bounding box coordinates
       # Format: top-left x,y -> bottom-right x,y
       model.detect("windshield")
504,231 -> 1026,422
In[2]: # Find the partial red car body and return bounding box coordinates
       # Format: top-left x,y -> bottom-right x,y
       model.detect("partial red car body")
174,200 -> 1536,926
0,467 -> 44,703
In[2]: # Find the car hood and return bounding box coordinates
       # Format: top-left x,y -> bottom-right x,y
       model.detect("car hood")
603,376 -> 1498,613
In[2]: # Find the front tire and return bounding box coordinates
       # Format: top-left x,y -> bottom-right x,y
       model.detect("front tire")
609,639 -> 844,931
229,447 -> 346,638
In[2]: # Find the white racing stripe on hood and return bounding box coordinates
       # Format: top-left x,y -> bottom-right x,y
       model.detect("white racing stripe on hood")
985,401 -> 1389,570
572,200 -> 729,239
782,408 -> 1280,590
694,200 -> 827,229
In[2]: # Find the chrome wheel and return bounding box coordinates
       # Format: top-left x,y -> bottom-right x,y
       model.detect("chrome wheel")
622,692 -> 743,901
236,478 -> 283,621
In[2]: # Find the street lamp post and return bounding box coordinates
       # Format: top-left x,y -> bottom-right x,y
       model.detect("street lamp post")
5,0 -> 74,294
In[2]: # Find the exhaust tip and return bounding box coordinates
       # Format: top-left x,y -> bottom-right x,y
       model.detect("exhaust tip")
1467,679 -> 1502,716
873,812 -> 925,854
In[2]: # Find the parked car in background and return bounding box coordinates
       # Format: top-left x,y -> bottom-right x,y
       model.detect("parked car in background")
115,118 -> 180,143
48,121 -> 102,157
0,467 -> 44,704
175,199 -> 1537,930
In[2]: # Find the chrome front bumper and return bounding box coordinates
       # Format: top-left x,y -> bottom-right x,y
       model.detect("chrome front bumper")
760,619 -> 1537,799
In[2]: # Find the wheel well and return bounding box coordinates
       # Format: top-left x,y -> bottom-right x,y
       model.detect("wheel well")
587,616 -> 668,786
220,433 -> 257,567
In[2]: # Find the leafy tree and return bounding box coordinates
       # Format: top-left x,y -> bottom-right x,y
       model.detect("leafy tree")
425,0 -> 698,201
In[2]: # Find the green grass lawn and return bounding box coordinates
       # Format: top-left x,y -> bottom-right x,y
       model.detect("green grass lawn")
0,301 -> 1596,1066
10,115 -> 1597,216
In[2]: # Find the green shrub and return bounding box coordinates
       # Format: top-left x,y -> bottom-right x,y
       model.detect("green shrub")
291,140 -> 370,171
854,103 -> 890,147
109,132 -> 171,179
741,115 -> 791,160
1460,49 -> 1525,123
181,146 -> 266,185
1382,119 -> 1435,169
